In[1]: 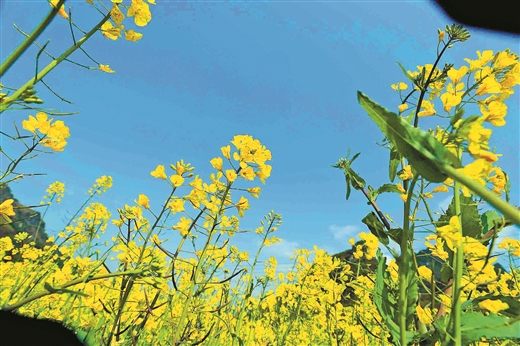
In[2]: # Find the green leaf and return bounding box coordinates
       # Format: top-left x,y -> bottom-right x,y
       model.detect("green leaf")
374,251 -> 400,344
332,149 -> 366,200
368,183 -> 402,203
387,228 -> 403,244
397,62 -> 415,83
436,195 -> 482,239
373,251 -> 416,345
455,115 -> 480,139
362,212 -> 389,245
504,171 -> 511,203
461,312 -> 520,344
440,261 -> 453,284
397,248 -> 419,327
358,92 -> 461,183
480,210 -> 502,238
450,108 -> 465,126
432,314 -> 449,342
389,146 -> 401,182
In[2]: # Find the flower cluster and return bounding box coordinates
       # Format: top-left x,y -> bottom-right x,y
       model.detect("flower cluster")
21,112 -> 70,152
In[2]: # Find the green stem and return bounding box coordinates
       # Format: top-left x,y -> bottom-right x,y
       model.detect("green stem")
398,177 -> 417,346
0,11 -> 111,114
441,164 -> 520,226
451,175 -> 463,345
0,0 -> 65,77
173,181 -> 234,344
3,269 -> 143,312
233,215 -> 278,346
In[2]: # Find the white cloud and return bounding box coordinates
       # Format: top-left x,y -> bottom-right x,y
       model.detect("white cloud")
262,239 -> 300,259
329,224 -> 359,240
438,196 -> 452,213
497,225 -> 518,240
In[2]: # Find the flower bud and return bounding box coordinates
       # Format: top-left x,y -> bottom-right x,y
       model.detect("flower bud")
438,29 -> 445,42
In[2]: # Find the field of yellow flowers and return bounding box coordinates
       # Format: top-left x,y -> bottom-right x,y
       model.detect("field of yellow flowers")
1,2 -> 519,345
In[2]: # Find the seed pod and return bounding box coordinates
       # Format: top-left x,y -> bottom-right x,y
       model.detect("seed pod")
21,88 -> 37,97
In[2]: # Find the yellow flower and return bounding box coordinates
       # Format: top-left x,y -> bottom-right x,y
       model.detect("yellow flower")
22,112 -> 52,135
240,166 -> 255,181
488,167 -> 507,196
173,217 -> 191,237
0,237 -> 14,259
391,82 -> 408,91
493,50 -> 517,69
112,218 -> 124,227
135,194 -> 150,209
387,260 -> 399,283
41,181 -> 65,204
221,145 -> 231,159
479,299 -> 509,314
479,100 -> 507,127
124,30 -> 143,42
127,0 -> 152,27
170,160 -> 192,176
477,150 -> 500,163
256,163 -> 272,184
110,4 -> 125,26
467,120 -> 492,151
436,216 -> 462,251
353,245 -> 364,259
500,61 -> 520,88
359,232 -> 378,251
247,187 -> 261,198
170,174 -> 184,187
49,0 -> 68,19
41,119 -> 70,150
498,238 -> 520,257
437,29 -> 445,42
464,50 -> 494,72
210,157 -> 223,171
100,22 -> 123,40
416,305 -> 434,325
440,83 -> 464,113
235,196 -> 250,217
458,159 -> 492,196
447,66 -> 468,85
398,103 -> 409,113
150,165 -> 167,179
225,169 -> 237,183
0,199 -> 16,223
432,185 -> 449,193
264,257 -> 277,279
88,175 -> 113,195
418,100 -> 435,117
167,198 -> 185,213
99,64 -> 115,73
418,266 -> 433,282
398,165 -> 414,181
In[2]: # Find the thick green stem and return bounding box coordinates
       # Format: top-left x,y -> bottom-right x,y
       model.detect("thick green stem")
398,178 -> 417,346
450,178 -> 463,346
441,164 -> 520,226
0,12 -> 111,114
0,0 -> 65,77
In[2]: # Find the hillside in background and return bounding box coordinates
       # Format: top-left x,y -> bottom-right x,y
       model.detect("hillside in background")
0,184 -> 48,248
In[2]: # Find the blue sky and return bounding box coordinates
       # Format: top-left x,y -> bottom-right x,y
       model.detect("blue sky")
1,1 -> 519,271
